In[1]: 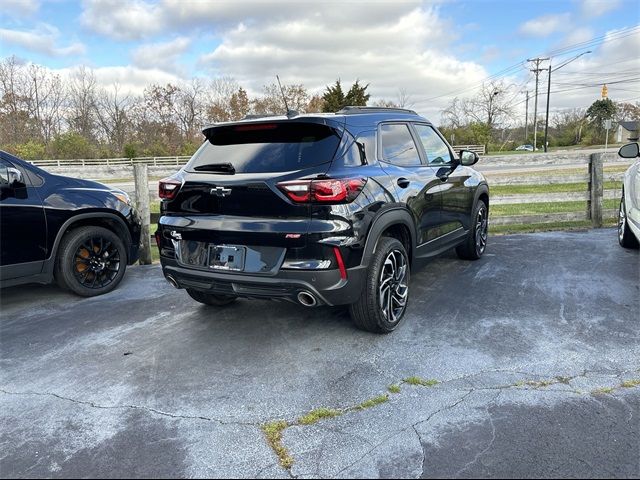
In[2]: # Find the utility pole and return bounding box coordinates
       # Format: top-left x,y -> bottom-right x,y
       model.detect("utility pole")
543,64 -> 551,152
524,90 -> 529,142
528,57 -> 549,151
543,51 -> 591,154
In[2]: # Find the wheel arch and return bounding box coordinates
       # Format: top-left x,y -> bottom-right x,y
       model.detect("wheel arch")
361,208 -> 417,267
44,212 -> 133,276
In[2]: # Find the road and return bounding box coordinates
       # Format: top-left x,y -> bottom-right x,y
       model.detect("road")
1,229 -> 638,478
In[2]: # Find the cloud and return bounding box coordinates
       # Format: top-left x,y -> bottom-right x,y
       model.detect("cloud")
579,0 -> 622,18
131,37 -> 191,72
79,0 -> 427,40
0,24 -> 86,57
197,5 -> 487,120
0,0 -> 40,17
519,13 -> 572,37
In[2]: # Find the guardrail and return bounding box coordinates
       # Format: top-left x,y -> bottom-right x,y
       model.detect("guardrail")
31,146 -> 488,167
452,144 -> 486,155
31,156 -> 191,167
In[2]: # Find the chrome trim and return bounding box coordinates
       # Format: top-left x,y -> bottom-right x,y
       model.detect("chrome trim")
281,259 -> 332,270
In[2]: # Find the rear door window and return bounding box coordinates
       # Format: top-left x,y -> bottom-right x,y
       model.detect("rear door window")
187,122 -> 341,173
379,124 -> 422,166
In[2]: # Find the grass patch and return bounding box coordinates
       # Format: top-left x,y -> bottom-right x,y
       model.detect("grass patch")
490,199 -> 618,217
261,421 -> 293,470
490,181 -> 620,196
620,379 -> 640,388
591,387 -> 615,396
488,164 -> 628,177
388,384 -> 401,394
522,380 -> 556,388
297,408 -> 342,426
403,376 -> 439,387
355,394 -> 389,411
489,218 -> 616,235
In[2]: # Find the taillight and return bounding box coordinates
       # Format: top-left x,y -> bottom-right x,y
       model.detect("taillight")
159,178 -> 181,200
278,178 -> 366,204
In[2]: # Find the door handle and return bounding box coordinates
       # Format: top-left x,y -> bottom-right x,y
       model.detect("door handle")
397,178 -> 410,188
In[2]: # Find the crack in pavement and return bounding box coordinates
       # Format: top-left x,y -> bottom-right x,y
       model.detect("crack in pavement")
4,366 -> 638,478
0,388 -> 258,427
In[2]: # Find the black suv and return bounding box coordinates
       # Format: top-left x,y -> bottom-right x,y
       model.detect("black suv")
0,151 -> 141,296
157,107 -> 489,333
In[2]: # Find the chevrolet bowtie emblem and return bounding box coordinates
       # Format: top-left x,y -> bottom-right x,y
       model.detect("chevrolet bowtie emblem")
210,186 -> 232,197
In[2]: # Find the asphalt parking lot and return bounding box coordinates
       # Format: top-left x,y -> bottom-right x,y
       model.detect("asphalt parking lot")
1,229 -> 638,478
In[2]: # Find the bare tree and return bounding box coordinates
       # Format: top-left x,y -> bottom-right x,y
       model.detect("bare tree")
440,97 -> 464,129
68,66 -> 98,140
173,79 -> 205,139
205,76 -> 240,123
252,83 -> 309,115
462,80 -> 515,129
396,88 -> 413,108
95,83 -> 132,153
0,56 -> 32,145
23,64 -> 66,145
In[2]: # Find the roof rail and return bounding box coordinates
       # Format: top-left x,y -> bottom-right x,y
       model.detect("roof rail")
337,106 -> 418,115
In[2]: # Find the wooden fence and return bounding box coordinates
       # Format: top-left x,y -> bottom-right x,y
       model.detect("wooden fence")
485,153 -> 623,228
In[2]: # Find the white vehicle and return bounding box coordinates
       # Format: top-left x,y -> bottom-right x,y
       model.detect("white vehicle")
617,143 -> 640,249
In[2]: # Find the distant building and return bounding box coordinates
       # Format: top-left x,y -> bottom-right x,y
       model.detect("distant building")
616,121 -> 639,142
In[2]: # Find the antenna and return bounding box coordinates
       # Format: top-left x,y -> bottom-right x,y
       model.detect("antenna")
275,75 -> 299,117
276,75 -> 291,115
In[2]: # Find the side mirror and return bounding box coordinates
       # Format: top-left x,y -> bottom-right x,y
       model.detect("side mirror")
618,143 -> 639,159
459,150 -> 479,166
7,167 -> 23,187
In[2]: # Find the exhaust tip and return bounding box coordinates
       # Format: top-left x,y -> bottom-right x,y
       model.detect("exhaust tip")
166,275 -> 180,289
297,291 -> 318,307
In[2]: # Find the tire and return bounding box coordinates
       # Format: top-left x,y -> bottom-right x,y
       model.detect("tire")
55,226 -> 128,297
618,190 -> 639,249
186,289 -> 237,306
349,236 -> 410,334
456,199 -> 488,260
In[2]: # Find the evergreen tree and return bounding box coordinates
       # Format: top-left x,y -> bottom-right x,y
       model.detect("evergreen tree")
345,80 -> 370,107
322,79 -> 346,112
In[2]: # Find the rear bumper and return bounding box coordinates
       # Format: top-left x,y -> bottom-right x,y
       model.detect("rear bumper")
161,257 -> 366,306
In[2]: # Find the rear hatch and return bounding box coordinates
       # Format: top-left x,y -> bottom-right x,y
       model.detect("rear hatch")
160,119 -> 343,273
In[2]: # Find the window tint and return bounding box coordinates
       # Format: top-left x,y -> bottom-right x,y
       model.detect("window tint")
414,124 -> 452,165
380,124 -> 421,166
342,141 -> 363,166
187,122 -> 341,173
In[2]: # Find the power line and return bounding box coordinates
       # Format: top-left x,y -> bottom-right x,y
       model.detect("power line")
412,25 -> 640,106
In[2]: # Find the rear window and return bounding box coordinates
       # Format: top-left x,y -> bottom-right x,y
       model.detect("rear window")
187,122 -> 341,173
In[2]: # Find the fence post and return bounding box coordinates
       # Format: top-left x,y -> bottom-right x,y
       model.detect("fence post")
588,153 -> 603,227
134,164 -> 152,265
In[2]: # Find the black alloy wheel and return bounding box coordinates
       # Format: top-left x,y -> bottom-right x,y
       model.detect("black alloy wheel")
56,226 -> 128,296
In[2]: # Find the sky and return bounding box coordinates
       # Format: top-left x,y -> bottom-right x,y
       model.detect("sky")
0,0 -> 639,123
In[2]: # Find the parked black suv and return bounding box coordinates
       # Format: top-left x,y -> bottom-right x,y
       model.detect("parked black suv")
157,107 -> 489,332
0,151 -> 141,296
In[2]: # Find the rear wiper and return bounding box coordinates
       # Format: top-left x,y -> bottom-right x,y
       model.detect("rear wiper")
193,163 -> 236,174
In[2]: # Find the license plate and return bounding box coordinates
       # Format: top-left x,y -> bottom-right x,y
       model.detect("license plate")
208,245 -> 246,271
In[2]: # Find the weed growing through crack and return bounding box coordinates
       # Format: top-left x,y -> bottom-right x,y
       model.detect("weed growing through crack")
356,394 -> 389,410
261,421 -> 293,469
404,376 -> 439,387
388,384 -> 401,394
297,408 -> 342,426
591,387 -> 615,396
620,379 -> 640,388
